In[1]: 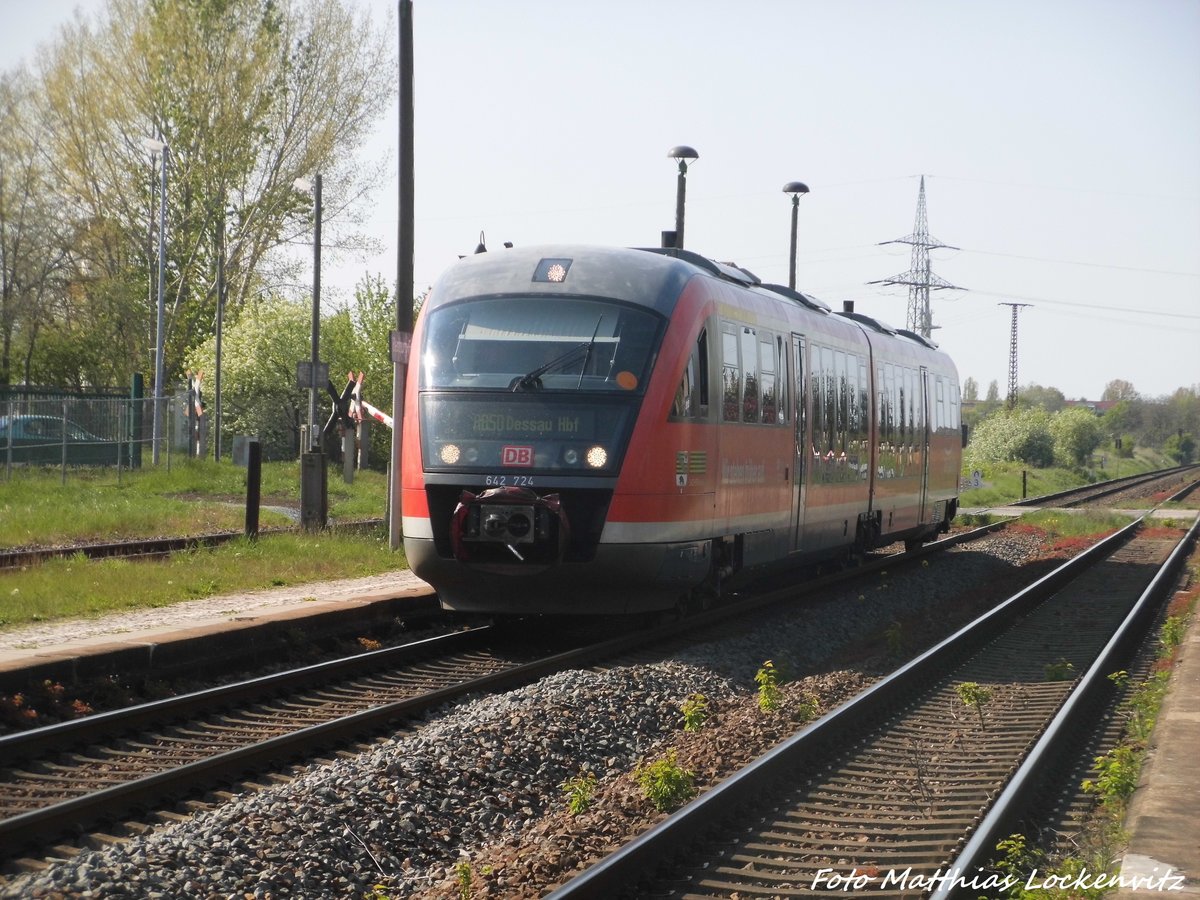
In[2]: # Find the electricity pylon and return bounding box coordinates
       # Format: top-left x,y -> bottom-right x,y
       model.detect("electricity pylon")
999,302 -> 1033,409
869,175 -> 962,338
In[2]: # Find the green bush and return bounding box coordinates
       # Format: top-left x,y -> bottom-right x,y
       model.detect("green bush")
964,408 -> 1055,468
634,750 -> 696,811
1049,406 -> 1103,467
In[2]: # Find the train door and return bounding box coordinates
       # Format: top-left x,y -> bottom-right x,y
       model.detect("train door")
790,334 -> 808,551
918,366 -> 931,523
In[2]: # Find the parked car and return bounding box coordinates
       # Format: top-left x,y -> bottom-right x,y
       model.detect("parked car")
0,414 -> 118,466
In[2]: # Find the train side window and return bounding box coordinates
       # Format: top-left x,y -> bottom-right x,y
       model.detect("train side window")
777,335 -> 789,425
857,358 -> 869,446
885,363 -> 897,445
912,369 -> 921,444
671,348 -> 696,418
759,333 -> 778,424
721,323 -> 740,422
846,354 -> 861,449
936,376 -> 947,431
835,350 -> 848,452
821,345 -> 836,452
879,363 -> 887,445
811,345 -> 825,452
845,354 -> 856,441
670,327 -> 711,420
913,369 -> 921,443
741,327 -> 759,422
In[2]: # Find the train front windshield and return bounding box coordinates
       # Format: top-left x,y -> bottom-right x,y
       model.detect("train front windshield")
418,296 -> 664,475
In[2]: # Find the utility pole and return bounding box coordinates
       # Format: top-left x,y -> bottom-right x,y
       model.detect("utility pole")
869,175 -> 962,338
999,302 -> 1033,409
390,0 -> 415,551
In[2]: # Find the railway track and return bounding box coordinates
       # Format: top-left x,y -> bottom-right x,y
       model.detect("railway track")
1011,464 -> 1200,510
546,514 -> 1199,899
0,524 -> 1004,875
0,624 -> 597,864
2,509 -> 1192,893
1,466 -> 1193,574
0,518 -> 384,570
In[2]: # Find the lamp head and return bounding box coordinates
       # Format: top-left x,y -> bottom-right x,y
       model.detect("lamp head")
668,145 -> 699,174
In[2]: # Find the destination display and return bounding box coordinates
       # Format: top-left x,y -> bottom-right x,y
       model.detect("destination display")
420,395 -> 634,473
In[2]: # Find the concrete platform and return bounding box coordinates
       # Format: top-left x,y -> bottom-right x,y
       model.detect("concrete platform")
0,571 -> 436,692
1115,607 -> 1200,896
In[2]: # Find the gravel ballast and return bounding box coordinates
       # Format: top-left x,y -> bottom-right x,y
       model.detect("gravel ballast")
4,530 -> 1046,899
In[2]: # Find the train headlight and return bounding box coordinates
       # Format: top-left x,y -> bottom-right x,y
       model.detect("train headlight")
465,447 -> 479,463
585,445 -> 607,468
439,443 -> 461,465
563,448 -> 579,465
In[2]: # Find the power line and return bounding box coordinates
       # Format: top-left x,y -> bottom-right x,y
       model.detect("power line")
928,173 -> 1200,205
959,247 -> 1200,278
964,289 -> 1200,320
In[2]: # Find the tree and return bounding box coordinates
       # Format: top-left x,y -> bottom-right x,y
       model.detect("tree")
0,68 -> 72,387
187,292 -> 310,460
1164,432 -> 1196,465
1049,406 -> 1102,468
961,376 -> 978,403
1102,379 -> 1139,402
1019,383 -> 1066,413
319,274 -> 396,465
964,407 -> 1055,469
21,0 -> 396,390
187,273 -> 399,462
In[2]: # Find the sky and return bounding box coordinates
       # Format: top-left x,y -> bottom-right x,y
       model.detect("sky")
3,0 -> 1199,401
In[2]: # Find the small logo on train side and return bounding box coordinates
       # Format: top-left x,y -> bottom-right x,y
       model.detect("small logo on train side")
501,446 -> 534,466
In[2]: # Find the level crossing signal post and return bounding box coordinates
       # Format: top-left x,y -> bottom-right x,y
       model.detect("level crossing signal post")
300,372 -> 382,530
297,359 -> 330,530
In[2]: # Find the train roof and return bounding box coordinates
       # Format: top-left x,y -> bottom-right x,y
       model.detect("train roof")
429,245 -> 700,316
430,244 -> 839,320
429,246 -> 944,357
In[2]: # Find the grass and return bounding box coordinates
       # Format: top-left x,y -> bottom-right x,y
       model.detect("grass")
1015,508 -> 1136,538
0,450 -> 1178,632
0,460 -> 401,631
0,531 -> 404,629
0,459 -> 387,547
958,447 -> 1173,509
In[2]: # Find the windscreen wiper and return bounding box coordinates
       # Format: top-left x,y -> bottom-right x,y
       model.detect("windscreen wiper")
510,341 -> 589,392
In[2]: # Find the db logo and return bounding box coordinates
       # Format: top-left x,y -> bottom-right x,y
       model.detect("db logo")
501,445 -> 534,466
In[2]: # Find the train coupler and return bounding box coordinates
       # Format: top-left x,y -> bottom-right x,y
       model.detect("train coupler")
449,486 -> 571,572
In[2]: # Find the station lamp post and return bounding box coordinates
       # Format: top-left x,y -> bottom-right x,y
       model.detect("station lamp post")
783,181 -> 809,290
141,136 -> 168,464
667,145 -> 698,250
294,174 -> 323,450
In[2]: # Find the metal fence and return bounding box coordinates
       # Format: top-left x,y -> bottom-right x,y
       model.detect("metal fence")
0,393 -> 194,482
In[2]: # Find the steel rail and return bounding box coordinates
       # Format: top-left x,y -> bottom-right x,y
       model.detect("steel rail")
0,625 -> 644,852
1009,464 -> 1197,508
0,524 -> 1003,860
0,519 -> 384,570
545,519 -> 1144,899
0,624 -> 486,764
931,509 -> 1200,900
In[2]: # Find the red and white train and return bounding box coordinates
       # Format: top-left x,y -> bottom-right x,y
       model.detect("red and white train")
401,245 -> 963,615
